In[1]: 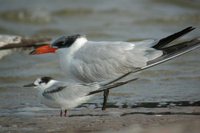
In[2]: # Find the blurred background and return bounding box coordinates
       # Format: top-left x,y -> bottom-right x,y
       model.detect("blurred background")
0,0 -> 199,39
0,0 -> 200,113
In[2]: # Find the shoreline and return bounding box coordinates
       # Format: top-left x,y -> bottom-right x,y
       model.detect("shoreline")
0,107 -> 200,133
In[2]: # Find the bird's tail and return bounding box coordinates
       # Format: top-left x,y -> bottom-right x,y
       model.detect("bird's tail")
147,37 -> 200,67
153,26 -> 195,50
87,78 -> 138,96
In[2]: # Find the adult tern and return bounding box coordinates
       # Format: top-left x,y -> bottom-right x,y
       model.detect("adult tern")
30,26 -> 200,110
24,77 -> 138,117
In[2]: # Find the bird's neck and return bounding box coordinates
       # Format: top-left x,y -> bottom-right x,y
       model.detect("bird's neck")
72,37 -> 88,52
59,37 -> 87,55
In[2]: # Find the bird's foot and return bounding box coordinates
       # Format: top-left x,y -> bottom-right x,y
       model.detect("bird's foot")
102,90 -> 109,110
60,110 -> 63,117
64,109 -> 67,117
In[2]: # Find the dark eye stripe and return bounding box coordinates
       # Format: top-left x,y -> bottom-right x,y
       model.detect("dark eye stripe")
51,34 -> 81,48
40,77 -> 52,84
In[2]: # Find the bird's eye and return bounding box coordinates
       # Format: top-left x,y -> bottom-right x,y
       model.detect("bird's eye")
51,36 -> 66,48
52,34 -> 80,48
56,40 -> 65,47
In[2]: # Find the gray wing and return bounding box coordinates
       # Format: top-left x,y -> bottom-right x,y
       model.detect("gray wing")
42,81 -> 67,100
70,40 -> 162,82
42,82 -> 100,100
106,37 -> 200,85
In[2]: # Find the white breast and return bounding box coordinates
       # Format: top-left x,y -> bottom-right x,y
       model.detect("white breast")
56,37 -> 88,82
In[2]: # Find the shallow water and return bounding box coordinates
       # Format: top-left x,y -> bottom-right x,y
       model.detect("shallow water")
0,0 -> 200,115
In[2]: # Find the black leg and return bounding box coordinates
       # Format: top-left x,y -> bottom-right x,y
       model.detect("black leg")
102,90 -> 109,110
60,110 -> 63,117
64,109 -> 67,117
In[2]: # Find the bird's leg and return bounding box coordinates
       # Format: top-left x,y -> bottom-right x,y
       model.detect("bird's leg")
60,110 -> 63,117
102,90 -> 109,110
64,109 -> 67,117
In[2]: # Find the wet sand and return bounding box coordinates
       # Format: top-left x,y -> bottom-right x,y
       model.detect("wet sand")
0,107 -> 200,133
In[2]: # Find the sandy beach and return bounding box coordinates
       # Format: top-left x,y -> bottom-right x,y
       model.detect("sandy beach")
0,107 -> 200,133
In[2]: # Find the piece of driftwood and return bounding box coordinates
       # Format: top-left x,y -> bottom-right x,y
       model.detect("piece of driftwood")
0,35 -> 51,59
0,35 -> 51,50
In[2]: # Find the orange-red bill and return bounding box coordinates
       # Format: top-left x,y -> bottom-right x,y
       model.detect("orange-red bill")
30,45 -> 57,55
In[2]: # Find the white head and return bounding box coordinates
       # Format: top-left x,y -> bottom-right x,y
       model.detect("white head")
24,77 -> 57,91
51,34 -> 88,49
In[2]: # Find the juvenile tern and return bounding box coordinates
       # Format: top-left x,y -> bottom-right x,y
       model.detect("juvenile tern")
24,77 -> 138,117
30,27 -> 200,110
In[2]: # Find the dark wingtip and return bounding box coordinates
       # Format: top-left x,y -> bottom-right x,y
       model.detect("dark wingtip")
153,26 -> 196,50
186,26 -> 195,31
